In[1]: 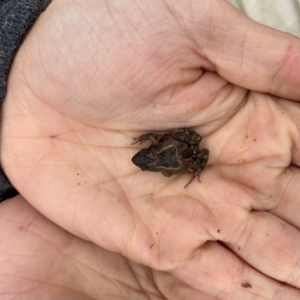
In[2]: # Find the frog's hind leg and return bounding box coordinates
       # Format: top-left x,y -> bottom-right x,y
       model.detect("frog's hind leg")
184,174 -> 196,188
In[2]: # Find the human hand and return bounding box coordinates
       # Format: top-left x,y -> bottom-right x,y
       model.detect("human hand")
2,0 -> 300,298
0,196 -> 187,299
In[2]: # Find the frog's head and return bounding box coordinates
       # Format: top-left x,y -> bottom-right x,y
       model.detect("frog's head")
132,149 -> 154,170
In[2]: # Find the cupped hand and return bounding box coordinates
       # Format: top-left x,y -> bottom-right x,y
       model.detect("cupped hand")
0,196 -> 179,299
2,0 -> 300,298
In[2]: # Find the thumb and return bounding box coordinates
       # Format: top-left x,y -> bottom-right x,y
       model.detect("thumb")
192,0 -> 300,100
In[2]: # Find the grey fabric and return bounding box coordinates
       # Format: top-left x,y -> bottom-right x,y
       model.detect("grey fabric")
229,0 -> 300,36
0,0 -> 52,102
0,0 -> 52,201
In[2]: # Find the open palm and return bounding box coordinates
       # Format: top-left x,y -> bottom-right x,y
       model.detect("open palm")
2,0 -> 300,298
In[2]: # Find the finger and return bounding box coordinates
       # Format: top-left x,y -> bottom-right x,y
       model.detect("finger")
167,241 -> 300,299
268,166 -> 300,229
190,0 -> 300,100
0,196 -> 162,299
224,211 -> 300,288
278,97 -> 300,167
177,177 -> 300,289
226,97 -> 300,230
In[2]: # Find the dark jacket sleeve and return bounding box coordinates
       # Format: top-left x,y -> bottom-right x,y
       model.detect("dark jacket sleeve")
0,0 -> 52,202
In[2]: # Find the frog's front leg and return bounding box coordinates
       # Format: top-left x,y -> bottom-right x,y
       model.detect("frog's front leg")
132,133 -> 161,145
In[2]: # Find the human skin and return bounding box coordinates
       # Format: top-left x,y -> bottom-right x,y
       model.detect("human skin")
2,0 -> 300,298
0,196 -> 169,299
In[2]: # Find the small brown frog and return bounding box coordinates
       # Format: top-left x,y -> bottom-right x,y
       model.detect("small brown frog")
131,128 -> 209,187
